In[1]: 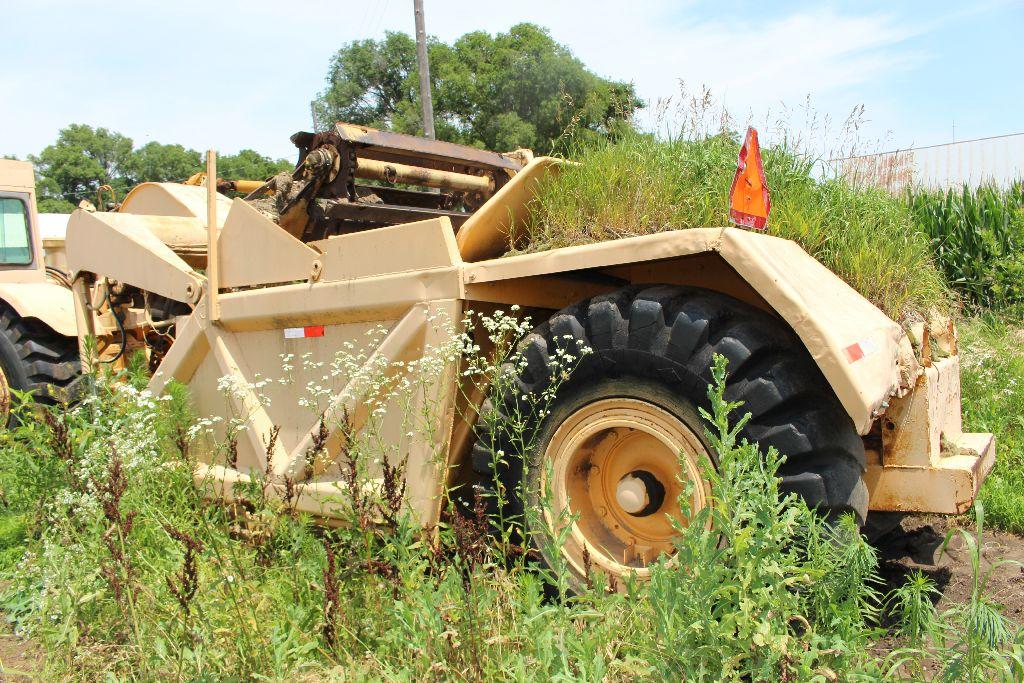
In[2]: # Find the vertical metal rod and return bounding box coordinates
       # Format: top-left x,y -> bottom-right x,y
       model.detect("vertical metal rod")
413,0 -> 435,140
206,150 -> 220,323
70,278 -> 97,372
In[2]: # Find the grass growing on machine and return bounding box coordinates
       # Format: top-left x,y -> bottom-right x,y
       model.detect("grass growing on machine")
524,123 -> 952,321
0,337 -> 1022,678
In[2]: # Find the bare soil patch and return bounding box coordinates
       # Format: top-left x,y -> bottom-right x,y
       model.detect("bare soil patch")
0,623 -> 40,681
875,514 -> 1024,623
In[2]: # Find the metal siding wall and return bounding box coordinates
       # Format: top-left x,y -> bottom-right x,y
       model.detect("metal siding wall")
837,133 -> 1024,192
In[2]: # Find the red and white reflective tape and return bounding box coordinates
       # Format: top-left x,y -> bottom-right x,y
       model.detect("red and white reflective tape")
283,325 -> 325,339
843,338 -> 878,364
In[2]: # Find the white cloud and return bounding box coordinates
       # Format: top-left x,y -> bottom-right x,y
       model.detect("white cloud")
0,1 -> 938,159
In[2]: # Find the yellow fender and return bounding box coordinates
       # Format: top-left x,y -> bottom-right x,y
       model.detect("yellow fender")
0,281 -> 78,338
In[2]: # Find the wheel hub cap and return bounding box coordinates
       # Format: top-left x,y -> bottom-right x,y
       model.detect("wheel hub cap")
543,397 -> 713,584
615,473 -> 648,514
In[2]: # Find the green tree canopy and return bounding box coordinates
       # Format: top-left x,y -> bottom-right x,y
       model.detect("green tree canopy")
313,23 -> 642,154
30,124 -> 133,211
125,142 -> 202,185
26,125 -> 292,213
216,150 -> 293,182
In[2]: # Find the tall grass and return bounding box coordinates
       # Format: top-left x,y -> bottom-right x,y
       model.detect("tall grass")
523,128 -> 952,320
908,182 -> 1024,309
1,341 -> 1021,679
960,314 -> 1024,534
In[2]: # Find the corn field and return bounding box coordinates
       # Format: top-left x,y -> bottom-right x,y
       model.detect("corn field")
907,182 -> 1024,308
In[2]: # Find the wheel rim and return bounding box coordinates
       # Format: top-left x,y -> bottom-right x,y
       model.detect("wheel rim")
0,364 -> 10,426
542,397 -> 712,582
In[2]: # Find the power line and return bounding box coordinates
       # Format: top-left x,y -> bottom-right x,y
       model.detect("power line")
356,0 -> 379,37
371,0 -> 391,36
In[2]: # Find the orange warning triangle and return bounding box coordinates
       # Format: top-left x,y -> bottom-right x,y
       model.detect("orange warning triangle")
729,127 -> 771,230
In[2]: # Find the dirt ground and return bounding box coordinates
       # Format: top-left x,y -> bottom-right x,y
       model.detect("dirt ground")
875,514 -> 1024,624
0,516 -> 1021,680
0,625 -> 40,682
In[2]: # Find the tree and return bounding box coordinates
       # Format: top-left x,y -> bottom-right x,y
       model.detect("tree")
30,124 -> 134,210
27,125 -> 292,213
35,177 -> 76,213
216,150 -> 293,181
313,23 -> 642,154
125,142 -> 202,185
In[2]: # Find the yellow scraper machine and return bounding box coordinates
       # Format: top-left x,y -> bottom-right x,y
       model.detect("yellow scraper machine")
61,122 -> 993,591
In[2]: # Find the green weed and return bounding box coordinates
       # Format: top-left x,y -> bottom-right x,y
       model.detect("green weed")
959,314 -> 1024,534
648,354 -> 882,680
0,339 -> 1019,679
885,505 -> 1024,682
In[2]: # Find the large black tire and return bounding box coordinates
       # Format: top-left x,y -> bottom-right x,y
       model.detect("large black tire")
472,285 -> 868,585
0,305 -> 81,425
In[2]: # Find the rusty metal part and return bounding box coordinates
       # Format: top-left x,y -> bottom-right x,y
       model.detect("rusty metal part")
866,355 -> 995,514
330,122 -> 521,172
96,184 -> 117,210
315,198 -> 472,231
268,144 -> 342,239
355,184 -> 456,209
354,158 -> 494,193
285,123 -> 520,237
303,147 -> 338,175
543,398 -> 712,582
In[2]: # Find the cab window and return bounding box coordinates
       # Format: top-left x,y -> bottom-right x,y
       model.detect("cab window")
0,197 -> 32,265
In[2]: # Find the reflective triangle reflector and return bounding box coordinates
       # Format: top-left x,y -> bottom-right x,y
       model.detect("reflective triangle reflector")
284,325 -> 325,339
728,127 -> 771,230
843,339 -> 878,364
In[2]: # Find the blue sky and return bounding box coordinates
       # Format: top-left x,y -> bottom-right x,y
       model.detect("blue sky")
2,0 -> 1020,163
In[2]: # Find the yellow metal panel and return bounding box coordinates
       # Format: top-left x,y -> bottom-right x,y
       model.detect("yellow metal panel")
311,216 -> 462,283
456,156 -> 560,262
218,199 -> 319,289
119,182 -> 233,227
148,311 -> 209,395
882,356 -> 963,468
0,281 -> 78,337
865,433 -> 995,514
463,227 -> 724,284
65,210 -> 203,305
206,326 -> 287,473
194,463 -> 350,522
0,159 -> 35,189
717,229 -> 904,434
176,299 -> 462,527
214,268 -> 463,333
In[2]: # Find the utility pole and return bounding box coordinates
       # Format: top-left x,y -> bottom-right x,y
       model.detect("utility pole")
413,0 -> 435,139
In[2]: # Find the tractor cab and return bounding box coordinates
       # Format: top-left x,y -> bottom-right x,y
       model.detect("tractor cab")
0,160 -> 80,424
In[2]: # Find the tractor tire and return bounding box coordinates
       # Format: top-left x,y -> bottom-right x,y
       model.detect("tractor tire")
471,285 -> 868,591
0,306 -> 81,426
